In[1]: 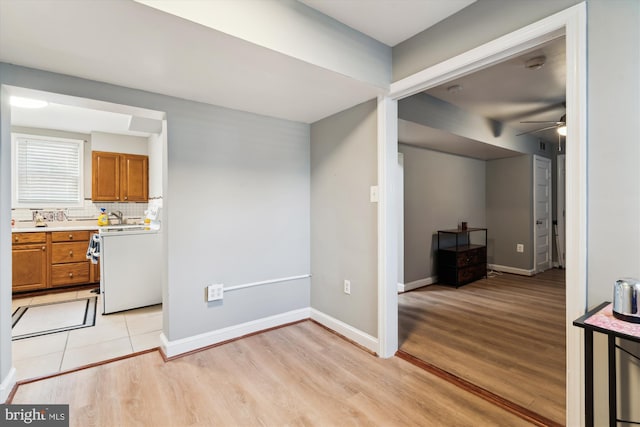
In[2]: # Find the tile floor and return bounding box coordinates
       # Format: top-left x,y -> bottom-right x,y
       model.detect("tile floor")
11,289 -> 162,381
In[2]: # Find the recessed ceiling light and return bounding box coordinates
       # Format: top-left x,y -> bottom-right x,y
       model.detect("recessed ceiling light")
10,96 -> 48,108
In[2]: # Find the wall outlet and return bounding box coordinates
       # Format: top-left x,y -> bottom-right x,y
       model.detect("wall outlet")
516,244 -> 524,253
343,279 -> 351,295
206,284 -> 224,302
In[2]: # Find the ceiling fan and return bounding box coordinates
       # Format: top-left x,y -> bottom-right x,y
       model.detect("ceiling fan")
517,114 -> 567,137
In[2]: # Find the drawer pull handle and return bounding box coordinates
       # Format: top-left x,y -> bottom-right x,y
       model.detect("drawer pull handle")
69,234 -> 73,239
42,246 -> 46,251
69,273 -> 73,278
69,250 -> 74,256
14,236 -> 18,242
124,196 -> 128,200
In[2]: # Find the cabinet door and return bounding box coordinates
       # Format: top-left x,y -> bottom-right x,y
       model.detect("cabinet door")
13,244 -> 48,292
92,151 -> 121,201
121,154 -> 148,202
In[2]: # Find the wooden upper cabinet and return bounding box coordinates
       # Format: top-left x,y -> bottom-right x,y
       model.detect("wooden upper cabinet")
121,154 -> 148,202
92,151 -> 121,201
92,151 -> 148,202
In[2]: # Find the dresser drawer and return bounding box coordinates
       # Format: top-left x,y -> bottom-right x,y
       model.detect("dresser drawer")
51,263 -> 90,286
51,242 -> 89,264
456,247 -> 486,267
12,232 -> 46,244
51,230 -> 90,242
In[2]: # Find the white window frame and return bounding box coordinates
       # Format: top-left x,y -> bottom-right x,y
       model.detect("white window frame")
11,133 -> 85,208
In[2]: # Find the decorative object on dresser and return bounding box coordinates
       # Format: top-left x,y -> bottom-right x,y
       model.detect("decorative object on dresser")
437,227 -> 487,287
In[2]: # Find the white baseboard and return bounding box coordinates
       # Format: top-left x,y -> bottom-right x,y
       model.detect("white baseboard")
488,264 -> 536,276
310,308 -> 378,354
1,367 -> 16,403
160,307 -> 310,358
398,276 -> 438,293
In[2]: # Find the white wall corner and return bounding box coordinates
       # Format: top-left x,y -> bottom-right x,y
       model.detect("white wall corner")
310,308 -> 379,354
488,264 -> 536,276
160,308 -> 310,358
399,276 -> 439,293
1,367 -> 16,403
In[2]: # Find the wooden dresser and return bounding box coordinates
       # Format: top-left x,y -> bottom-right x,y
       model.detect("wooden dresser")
437,227 -> 487,287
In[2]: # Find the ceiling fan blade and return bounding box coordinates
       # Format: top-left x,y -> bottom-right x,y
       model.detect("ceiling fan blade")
516,124 -> 559,136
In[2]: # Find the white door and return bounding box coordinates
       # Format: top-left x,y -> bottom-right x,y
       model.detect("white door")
556,154 -> 566,268
397,153 -> 404,288
534,155 -> 552,273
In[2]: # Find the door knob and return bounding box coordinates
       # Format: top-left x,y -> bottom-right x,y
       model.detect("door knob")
536,220 -> 543,225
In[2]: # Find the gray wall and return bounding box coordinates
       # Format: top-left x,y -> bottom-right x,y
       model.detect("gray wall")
399,144 -> 486,283
0,63 -> 310,350
587,1 -> 640,423
486,155 -> 533,270
393,0 -> 582,81
310,100 -> 378,337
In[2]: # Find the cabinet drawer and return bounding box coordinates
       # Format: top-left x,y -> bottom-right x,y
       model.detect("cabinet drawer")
457,264 -> 486,284
439,264 -> 486,286
12,232 -> 46,244
51,263 -> 90,286
51,242 -> 89,264
51,230 -> 90,242
456,247 -> 486,267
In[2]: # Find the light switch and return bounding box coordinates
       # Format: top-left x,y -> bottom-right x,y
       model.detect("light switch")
370,186 -> 379,203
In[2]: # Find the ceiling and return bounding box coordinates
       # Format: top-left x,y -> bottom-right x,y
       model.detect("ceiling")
298,0 -> 475,46
398,37 -> 566,159
0,0 -> 470,128
1,0 -> 565,156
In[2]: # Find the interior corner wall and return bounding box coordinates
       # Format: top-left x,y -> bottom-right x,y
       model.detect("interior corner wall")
310,99 -> 378,337
486,155 -> 533,270
399,144 -> 486,283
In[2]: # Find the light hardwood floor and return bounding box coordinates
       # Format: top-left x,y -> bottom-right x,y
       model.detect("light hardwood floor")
11,321 -> 536,426
399,269 -> 566,425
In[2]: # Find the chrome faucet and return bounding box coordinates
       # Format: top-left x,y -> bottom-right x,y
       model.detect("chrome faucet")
108,210 -> 124,224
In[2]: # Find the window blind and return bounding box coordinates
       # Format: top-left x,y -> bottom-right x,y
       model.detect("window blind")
15,136 -> 82,206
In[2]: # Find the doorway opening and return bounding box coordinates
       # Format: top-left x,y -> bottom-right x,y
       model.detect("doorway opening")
4,85 -> 168,382
378,4 -> 587,426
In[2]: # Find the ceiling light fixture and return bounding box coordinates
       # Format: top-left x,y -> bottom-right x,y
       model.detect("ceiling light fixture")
557,125 -> 567,136
10,96 -> 48,109
525,55 -> 546,70
446,84 -> 463,94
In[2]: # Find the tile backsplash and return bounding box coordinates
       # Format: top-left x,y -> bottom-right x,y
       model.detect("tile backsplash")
12,199 -> 150,223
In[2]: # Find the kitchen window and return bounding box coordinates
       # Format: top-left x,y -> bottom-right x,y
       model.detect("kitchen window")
12,133 -> 84,207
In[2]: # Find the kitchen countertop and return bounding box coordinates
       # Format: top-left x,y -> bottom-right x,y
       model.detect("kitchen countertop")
12,221 -> 145,233
12,221 -> 99,233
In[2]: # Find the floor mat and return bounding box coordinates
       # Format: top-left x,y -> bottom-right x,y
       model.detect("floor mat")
12,297 -> 97,340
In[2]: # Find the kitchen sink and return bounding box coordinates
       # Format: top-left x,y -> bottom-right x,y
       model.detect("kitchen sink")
100,225 -> 147,233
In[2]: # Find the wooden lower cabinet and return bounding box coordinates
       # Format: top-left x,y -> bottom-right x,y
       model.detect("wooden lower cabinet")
12,240 -> 48,292
12,230 -> 100,293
